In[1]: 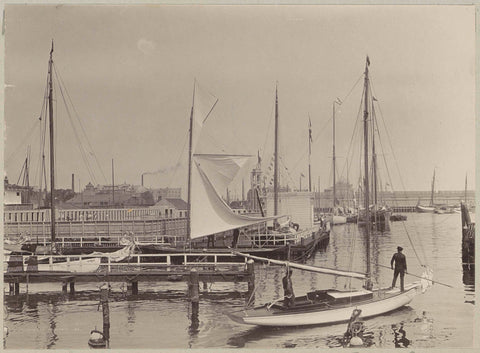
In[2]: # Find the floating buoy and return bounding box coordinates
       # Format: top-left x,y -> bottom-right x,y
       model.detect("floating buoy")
88,329 -> 106,348
349,336 -> 363,347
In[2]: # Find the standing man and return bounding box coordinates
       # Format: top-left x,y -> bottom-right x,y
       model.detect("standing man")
391,246 -> 407,291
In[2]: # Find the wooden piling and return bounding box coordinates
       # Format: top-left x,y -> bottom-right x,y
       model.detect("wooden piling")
14,283 -> 19,295
70,282 -> 75,293
246,260 -> 255,305
188,269 -> 200,334
131,281 -> 138,295
188,269 -> 199,303
62,282 -> 68,293
100,286 -> 110,342
9,283 -> 14,294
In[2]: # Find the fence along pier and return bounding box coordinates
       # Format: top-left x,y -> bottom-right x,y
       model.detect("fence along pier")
4,252 -> 255,299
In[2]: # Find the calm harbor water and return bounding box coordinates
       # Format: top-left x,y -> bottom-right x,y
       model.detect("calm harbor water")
3,213 -> 475,349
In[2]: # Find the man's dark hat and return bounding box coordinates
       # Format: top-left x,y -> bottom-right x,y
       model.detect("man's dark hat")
397,246 -> 403,251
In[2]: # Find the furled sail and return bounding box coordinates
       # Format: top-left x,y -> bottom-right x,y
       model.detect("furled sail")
190,155 -> 278,240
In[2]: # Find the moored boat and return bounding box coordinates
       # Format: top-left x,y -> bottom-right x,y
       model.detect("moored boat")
227,58 -> 433,327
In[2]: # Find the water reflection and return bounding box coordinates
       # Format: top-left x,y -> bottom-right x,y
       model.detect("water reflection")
462,265 -> 475,305
46,302 -> 59,348
392,323 -> 410,348
3,214 -> 476,349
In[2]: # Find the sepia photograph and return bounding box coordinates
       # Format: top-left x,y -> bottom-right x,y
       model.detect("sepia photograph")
2,3 -> 476,350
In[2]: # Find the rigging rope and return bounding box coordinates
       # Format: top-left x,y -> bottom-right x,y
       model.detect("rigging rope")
53,65 -> 98,185
54,63 -> 107,184
369,81 -> 428,267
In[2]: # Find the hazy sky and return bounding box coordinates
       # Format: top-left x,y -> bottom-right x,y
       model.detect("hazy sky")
3,5 -> 476,198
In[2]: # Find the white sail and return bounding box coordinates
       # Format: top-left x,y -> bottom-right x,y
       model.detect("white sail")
233,251 -> 366,279
190,157 -> 278,240
193,154 -> 251,195
191,81 -> 218,151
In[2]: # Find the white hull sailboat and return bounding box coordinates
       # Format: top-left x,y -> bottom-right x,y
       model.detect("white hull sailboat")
416,205 -> 435,213
229,284 -> 424,327
228,57 -> 432,328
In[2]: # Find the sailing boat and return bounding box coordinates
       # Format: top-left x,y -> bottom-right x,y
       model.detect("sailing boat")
228,57 -> 432,327
142,81 -> 299,256
4,43 -> 135,272
416,169 -> 436,213
356,71 -> 391,230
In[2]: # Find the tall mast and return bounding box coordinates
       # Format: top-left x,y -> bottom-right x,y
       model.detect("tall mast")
430,168 -> 435,206
332,98 -> 342,211
363,56 -> 372,289
308,117 -> 312,192
464,173 -> 468,203
332,101 -> 336,211
111,159 -> 115,206
48,41 -> 56,244
372,103 -> 378,207
186,81 -> 196,243
274,84 -> 279,218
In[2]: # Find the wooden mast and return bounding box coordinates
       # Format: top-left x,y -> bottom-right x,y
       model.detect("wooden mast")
47,41 -> 56,245
371,101 -> 378,227
273,84 -> 279,220
430,169 -> 435,206
111,159 -> 115,206
332,98 -> 342,213
186,81 -> 196,244
308,117 -> 312,192
332,101 -> 336,212
363,56 -> 372,289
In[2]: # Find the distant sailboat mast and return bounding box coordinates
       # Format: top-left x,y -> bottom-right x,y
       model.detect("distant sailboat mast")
430,169 -> 436,206
363,56 -> 372,289
48,41 -> 56,246
308,116 -> 312,192
186,81 -> 196,244
332,98 -> 342,212
274,84 -> 279,221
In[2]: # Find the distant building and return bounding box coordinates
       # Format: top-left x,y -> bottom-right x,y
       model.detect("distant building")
151,188 -> 182,202
151,198 -> 188,218
229,200 -> 249,214
65,182 -> 155,208
3,177 -> 34,210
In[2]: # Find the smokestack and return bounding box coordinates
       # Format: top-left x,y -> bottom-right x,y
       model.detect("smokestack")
141,173 -> 144,187
72,173 -> 75,192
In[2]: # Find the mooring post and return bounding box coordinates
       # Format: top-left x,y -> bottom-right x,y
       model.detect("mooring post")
100,286 -> 110,344
246,259 -> 255,304
132,281 -> 138,295
188,269 -> 200,334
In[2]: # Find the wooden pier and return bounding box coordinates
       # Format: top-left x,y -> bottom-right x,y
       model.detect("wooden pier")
4,252 -> 255,297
